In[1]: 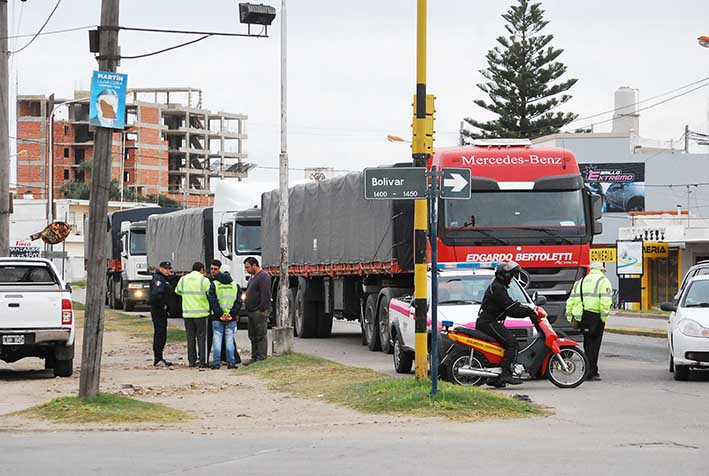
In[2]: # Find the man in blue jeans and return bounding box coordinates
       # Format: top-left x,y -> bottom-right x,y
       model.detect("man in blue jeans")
207,265 -> 242,369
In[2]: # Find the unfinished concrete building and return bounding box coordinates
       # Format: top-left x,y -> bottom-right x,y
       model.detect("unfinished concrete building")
129,88 -> 250,204
16,88 -> 249,207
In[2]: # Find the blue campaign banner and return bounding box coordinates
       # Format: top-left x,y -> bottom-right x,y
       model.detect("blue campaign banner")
89,71 -> 128,129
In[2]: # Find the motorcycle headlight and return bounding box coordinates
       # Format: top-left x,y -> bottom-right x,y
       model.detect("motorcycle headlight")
678,319 -> 709,338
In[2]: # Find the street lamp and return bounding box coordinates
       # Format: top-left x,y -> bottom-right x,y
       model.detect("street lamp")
698,35 -> 709,48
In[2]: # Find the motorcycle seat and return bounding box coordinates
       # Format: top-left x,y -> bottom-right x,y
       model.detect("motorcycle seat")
453,326 -> 497,343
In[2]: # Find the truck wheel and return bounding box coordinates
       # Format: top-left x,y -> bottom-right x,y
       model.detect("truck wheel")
123,300 -> 135,312
111,282 -> 121,310
393,332 -> 413,374
53,359 -> 73,378
360,298 -> 368,345
317,310 -> 333,338
378,293 -> 394,354
294,280 -> 317,338
364,294 -> 381,351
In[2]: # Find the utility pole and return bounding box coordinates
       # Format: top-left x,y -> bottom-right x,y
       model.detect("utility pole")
273,0 -> 293,355
684,124 -> 689,154
0,0 -> 10,257
79,0 -> 120,399
411,0 -> 435,380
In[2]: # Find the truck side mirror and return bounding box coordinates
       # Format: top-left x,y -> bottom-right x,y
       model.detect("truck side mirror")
217,225 -> 227,252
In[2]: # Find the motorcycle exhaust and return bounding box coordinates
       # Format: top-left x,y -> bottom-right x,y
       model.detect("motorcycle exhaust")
456,367 -> 500,378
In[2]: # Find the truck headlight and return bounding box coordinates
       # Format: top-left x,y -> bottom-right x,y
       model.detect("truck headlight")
133,290 -> 144,298
678,319 -> 709,338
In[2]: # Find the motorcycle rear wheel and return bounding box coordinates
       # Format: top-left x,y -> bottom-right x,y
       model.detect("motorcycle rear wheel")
446,350 -> 488,387
547,347 -> 588,389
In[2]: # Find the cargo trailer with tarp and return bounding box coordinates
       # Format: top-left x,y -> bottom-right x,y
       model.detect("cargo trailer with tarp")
261,169 -> 414,345
146,207 -> 214,274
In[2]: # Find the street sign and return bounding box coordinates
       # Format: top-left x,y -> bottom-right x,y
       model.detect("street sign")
440,168 -> 471,199
363,167 -> 427,200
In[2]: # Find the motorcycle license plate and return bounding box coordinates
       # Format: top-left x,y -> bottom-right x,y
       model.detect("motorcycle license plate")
2,335 -> 24,345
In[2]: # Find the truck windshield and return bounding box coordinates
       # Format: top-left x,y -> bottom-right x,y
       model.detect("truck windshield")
435,275 -> 528,305
130,230 -> 147,256
236,222 -> 261,254
443,190 -> 586,240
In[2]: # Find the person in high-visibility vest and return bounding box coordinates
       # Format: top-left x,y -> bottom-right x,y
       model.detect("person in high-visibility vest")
207,264 -> 242,369
566,262 -> 613,381
175,262 -> 211,368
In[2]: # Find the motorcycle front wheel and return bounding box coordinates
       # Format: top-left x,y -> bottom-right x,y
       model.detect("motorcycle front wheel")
547,347 -> 588,389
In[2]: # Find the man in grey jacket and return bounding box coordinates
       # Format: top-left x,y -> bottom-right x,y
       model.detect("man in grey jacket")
243,257 -> 272,365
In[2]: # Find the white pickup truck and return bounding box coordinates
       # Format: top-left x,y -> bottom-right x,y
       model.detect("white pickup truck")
0,258 -> 75,377
388,268 -> 536,374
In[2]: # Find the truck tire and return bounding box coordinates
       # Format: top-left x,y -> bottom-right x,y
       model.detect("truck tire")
364,294 -> 381,351
317,309 -> 333,338
111,281 -> 121,310
294,280 -> 317,338
288,288 -> 297,336
53,359 -> 73,378
378,289 -> 408,354
123,299 -> 135,312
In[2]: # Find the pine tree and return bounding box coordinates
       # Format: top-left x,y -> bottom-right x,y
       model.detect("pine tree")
462,0 -> 578,141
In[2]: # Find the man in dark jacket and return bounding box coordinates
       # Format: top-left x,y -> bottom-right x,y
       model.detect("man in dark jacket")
243,257 -> 272,365
477,261 -> 535,387
148,261 -> 174,367
207,265 -> 242,369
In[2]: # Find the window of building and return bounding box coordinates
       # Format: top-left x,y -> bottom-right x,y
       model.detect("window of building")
63,148 -> 69,158
63,125 -> 70,136
30,102 -> 41,117
63,169 -> 70,180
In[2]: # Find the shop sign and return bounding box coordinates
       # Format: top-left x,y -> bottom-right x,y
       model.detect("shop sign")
590,247 -> 616,263
644,242 -> 669,258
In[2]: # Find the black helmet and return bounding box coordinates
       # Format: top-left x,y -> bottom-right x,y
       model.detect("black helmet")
495,261 -> 521,284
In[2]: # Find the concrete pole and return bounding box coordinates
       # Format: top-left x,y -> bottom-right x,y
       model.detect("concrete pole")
79,0 -> 120,398
0,1 -> 10,257
273,0 -> 293,355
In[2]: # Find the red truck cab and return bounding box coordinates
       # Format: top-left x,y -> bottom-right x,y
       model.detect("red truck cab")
430,140 -> 603,334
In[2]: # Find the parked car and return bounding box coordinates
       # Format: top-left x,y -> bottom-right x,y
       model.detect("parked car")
388,267 -> 538,374
674,260 -> 709,302
662,275 -> 709,381
603,182 -> 644,212
0,258 -> 75,377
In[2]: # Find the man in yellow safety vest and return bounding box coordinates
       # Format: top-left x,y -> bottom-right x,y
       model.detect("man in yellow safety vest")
176,262 -> 211,368
566,262 -> 613,381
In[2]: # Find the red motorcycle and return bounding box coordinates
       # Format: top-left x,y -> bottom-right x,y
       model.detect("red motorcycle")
439,306 -> 588,388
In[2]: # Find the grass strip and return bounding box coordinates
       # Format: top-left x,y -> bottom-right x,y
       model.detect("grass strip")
15,393 -> 190,424
73,310 -> 186,343
240,353 -> 544,421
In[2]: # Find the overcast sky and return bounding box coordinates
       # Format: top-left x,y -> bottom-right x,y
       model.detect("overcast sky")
8,0 -> 709,185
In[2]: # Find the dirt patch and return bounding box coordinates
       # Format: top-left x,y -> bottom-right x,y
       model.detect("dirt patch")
0,321 -> 406,433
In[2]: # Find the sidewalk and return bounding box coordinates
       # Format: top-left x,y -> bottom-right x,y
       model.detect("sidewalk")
606,310 -> 667,338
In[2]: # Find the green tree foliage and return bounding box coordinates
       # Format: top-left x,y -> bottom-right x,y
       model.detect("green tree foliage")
462,0 -> 578,140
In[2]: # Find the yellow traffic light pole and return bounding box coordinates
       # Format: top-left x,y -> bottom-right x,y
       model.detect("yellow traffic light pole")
412,0 -> 435,380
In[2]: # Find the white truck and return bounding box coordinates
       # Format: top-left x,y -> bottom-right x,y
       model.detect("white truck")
0,258 -> 75,377
388,266 -> 537,375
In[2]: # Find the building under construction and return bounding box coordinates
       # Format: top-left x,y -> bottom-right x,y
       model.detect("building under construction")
16,87 -> 250,207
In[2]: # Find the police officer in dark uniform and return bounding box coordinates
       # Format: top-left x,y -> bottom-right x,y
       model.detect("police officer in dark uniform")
477,261 -> 535,387
149,261 -> 174,367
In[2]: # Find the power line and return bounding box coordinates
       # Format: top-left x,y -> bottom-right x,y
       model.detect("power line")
121,34 -> 212,60
0,24 -> 94,41
10,0 -> 62,55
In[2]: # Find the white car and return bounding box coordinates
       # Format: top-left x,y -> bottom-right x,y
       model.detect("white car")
389,268 -> 537,374
663,275 -> 709,381
0,258 -> 75,377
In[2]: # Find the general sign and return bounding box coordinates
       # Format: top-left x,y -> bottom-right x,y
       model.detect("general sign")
440,168 -> 471,200
89,71 -> 128,130
617,241 -> 643,276
363,167 -> 427,200
591,247 -> 616,263
643,242 -> 669,259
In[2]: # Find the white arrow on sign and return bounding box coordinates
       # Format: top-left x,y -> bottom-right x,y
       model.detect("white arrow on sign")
443,173 -> 468,193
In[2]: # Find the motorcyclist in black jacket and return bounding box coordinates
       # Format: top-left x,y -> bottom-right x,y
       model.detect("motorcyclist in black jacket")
477,261 -> 535,387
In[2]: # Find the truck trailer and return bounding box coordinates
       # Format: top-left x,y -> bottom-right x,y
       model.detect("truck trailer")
261,141 -> 603,353
146,207 -> 214,274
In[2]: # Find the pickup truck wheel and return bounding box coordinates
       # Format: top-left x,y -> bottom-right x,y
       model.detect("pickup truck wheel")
44,355 -> 55,370
393,333 -> 413,374
53,359 -> 73,378
364,294 -> 381,351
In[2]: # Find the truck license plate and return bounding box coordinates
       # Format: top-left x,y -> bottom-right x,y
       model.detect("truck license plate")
2,335 -> 24,345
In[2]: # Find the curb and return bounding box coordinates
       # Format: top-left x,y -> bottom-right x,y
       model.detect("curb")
611,312 -> 668,320
605,326 -> 666,339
